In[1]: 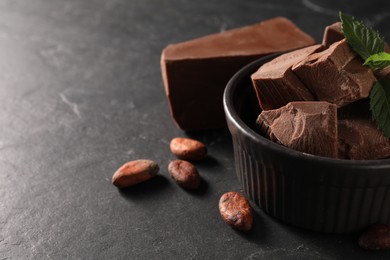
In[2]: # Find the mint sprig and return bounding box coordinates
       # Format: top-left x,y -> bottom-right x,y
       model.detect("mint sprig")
364,52 -> 390,70
339,12 -> 384,60
340,12 -> 390,138
370,80 -> 390,137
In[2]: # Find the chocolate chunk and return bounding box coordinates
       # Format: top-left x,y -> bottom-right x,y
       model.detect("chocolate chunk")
337,99 -> 390,160
338,118 -> 390,160
377,66 -> 390,80
322,22 -> 344,47
337,99 -> 371,120
256,101 -> 338,158
322,20 -> 390,53
292,39 -> 376,108
161,17 -> 315,131
251,45 -> 323,110
322,22 -> 390,52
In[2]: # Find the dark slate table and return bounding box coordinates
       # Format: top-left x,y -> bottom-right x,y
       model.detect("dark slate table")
1,0 -> 390,259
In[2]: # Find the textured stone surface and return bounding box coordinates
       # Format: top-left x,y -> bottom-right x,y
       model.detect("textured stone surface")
0,0 -> 390,259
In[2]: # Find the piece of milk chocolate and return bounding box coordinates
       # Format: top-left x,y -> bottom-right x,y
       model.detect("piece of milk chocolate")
292,39 -> 376,108
256,101 -> 338,158
338,118 -> 390,160
340,24 -> 390,80
338,98 -> 371,120
322,21 -> 390,52
161,17 -> 315,131
251,44 -> 323,110
377,66 -> 390,80
322,22 -> 344,47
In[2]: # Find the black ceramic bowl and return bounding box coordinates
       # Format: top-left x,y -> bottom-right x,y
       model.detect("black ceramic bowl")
223,54 -> 390,233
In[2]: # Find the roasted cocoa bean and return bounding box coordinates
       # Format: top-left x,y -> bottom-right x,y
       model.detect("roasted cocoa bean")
170,137 -> 207,161
219,192 -> 253,231
358,223 -> 390,250
112,159 -> 159,188
168,160 -> 201,190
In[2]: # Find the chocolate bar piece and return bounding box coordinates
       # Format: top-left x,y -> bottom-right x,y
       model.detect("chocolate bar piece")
256,101 -> 338,158
338,100 -> 390,160
337,99 -> 371,121
292,39 -> 376,108
322,22 -> 344,47
322,21 -> 390,52
161,17 -> 315,131
377,66 -> 390,80
338,118 -> 390,160
251,44 -> 323,110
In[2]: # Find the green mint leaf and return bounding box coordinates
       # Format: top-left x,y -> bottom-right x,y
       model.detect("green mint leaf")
340,12 -> 390,136
364,52 -> 390,70
370,80 -> 390,138
339,12 -> 385,60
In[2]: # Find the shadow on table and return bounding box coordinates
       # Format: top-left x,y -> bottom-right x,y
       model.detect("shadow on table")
118,174 -> 211,199
180,177 -> 210,197
184,128 -> 233,152
194,155 -> 220,169
233,207 -> 269,245
118,175 -> 171,200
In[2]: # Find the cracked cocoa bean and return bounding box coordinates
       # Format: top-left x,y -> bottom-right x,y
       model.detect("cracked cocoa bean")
219,192 -> 253,231
168,160 -> 201,190
170,137 -> 207,161
359,223 -> 390,250
112,159 -> 159,188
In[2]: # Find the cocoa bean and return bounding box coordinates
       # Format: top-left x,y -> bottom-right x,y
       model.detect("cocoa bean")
112,159 -> 159,188
358,223 -> 390,250
170,137 -> 207,161
168,160 -> 201,190
219,192 -> 253,231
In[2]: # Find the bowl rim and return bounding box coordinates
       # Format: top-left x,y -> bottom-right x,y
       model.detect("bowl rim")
223,53 -> 390,168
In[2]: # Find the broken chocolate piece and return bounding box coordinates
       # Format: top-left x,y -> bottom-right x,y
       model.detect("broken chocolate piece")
292,39 -> 376,108
161,17 -> 315,131
322,21 -> 390,51
255,115 -> 276,142
338,118 -> 390,160
338,99 -> 390,160
338,98 -> 371,120
251,44 -> 323,110
377,66 -> 390,80
322,22 -> 344,47
256,101 -> 338,158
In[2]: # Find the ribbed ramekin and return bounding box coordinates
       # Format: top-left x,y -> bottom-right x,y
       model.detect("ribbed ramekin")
223,54 -> 390,233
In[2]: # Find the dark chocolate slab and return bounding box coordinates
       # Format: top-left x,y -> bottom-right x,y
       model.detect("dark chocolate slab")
161,17 -> 315,130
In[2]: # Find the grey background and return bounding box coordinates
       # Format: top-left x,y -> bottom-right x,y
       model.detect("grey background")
1,0 -> 390,259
